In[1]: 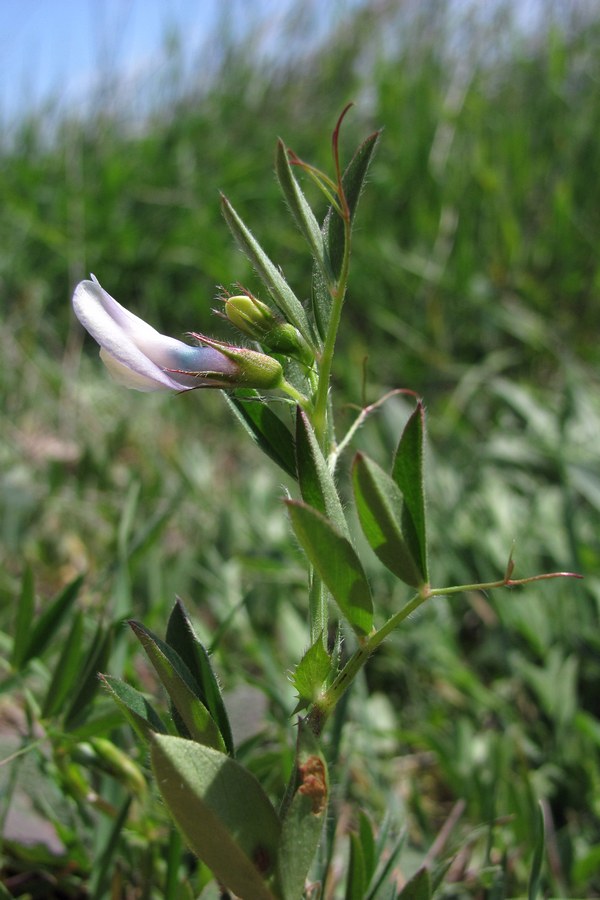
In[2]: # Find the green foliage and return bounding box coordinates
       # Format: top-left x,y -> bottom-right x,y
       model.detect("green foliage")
278,724 -> 328,900
166,599 -> 234,755
286,500 -> 374,637
129,620 -> 227,751
151,736 -> 282,900
1,1 -> 599,897
226,389 -> 298,480
291,636 -> 331,712
221,195 -> 315,348
296,408 -> 347,533
353,452 -> 425,588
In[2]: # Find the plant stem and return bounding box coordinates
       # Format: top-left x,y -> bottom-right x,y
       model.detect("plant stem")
307,591 -> 425,734
280,379 -> 311,410
306,567 -> 581,735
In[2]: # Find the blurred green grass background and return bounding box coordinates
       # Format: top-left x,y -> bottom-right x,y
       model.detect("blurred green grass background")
1,1 -> 599,896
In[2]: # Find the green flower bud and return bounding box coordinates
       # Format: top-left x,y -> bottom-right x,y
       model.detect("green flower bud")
184,333 -> 284,390
225,295 -> 313,364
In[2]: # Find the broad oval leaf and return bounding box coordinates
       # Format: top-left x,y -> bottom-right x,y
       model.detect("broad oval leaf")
286,500 -> 373,637
151,735 -> 282,900
353,453 -> 425,588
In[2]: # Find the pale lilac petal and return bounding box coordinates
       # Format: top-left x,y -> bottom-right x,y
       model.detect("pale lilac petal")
72,278 -> 237,391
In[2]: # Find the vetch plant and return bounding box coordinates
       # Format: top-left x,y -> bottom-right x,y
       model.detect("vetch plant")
71,107 -> 580,899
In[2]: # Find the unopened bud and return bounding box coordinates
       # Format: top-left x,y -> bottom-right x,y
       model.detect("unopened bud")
225,295 -> 313,364
185,333 -> 284,390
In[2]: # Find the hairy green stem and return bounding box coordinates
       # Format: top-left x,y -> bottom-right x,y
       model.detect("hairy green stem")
307,590 -> 425,734
306,567 -> 580,735
280,379 -> 311,410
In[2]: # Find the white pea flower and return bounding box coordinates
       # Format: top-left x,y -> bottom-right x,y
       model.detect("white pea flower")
72,276 -> 282,392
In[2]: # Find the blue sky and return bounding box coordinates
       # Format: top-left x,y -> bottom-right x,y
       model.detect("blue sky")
0,0 -> 561,125
0,0 -> 297,122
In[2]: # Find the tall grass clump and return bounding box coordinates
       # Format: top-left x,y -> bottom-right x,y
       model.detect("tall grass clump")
1,1 -> 599,897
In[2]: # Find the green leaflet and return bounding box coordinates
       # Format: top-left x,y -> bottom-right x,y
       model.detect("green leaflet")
41,610 -> 84,718
286,500 -> 373,637
392,401 -> 429,582
63,623 -> 114,730
130,621 -> 226,752
11,566 -> 35,669
275,138 -> 332,293
312,130 -> 380,337
278,722 -> 328,900
227,389 -> 297,480
295,407 -> 348,535
99,674 -> 167,742
166,599 -> 234,756
221,194 -> 315,348
353,452 -> 426,589
346,831 -> 368,900
397,867 -> 431,900
16,573 -> 83,669
290,634 -> 331,713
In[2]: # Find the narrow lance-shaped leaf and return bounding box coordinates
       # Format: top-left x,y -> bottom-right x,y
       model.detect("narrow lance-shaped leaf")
295,407 -> 348,535
357,811 -> 377,890
89,797 -> 132,900
19,574 -> 84,668
11,566 -> 35,669
346,832 -> 367,900
312,130 -> 380,337
330,130 -> 380,275
151,735 -> 282,900
392,401 -> 428,582
166,598 -> 234,756
397,867 -> 432,900
275,138 -> 332,288
99,674 -> 167,742
41,610 -> 85,719
130,621 -> 226,752
286,500 -> 373,637
353,453 -> 425,589
278,721 -> 328,900
63,623 -> 114,730
528,801 -> 545,900
221,194 -> 315,348
226,389 -> 297,480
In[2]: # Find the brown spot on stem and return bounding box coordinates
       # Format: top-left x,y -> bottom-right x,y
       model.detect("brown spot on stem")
298,755 -> 327,814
